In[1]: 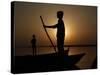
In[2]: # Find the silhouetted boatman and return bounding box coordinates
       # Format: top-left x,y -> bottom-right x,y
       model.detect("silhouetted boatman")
31,34 -> 36,56
44,11 -> 65,56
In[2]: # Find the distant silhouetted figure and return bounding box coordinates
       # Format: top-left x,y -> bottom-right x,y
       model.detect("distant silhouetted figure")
44,11 -> 65,56
31,34 -> 36,56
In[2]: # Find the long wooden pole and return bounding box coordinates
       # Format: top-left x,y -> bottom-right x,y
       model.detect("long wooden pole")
40,16 -> 57,53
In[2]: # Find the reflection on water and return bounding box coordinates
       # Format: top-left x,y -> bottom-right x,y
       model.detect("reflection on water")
15,47 -> 96,69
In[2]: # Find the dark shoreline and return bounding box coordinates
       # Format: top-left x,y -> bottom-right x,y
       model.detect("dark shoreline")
15,44 -> 97,48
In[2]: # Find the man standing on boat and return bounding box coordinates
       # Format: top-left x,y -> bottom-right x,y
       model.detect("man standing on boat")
44,11 -> 65,56
31,34 -> 37,56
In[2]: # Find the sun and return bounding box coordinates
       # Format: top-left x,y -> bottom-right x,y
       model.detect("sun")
65,25 -> 68,41
49,25 -> 68,42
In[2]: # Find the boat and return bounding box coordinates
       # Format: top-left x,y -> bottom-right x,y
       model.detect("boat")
13,50 -> 85,73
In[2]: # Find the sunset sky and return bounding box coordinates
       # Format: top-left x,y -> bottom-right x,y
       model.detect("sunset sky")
14,2 -> 97,47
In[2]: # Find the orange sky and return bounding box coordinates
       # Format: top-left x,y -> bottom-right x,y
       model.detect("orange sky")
14,2 -> 97,47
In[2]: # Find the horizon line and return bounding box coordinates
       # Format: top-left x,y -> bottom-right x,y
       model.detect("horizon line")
16,44 -> 97,48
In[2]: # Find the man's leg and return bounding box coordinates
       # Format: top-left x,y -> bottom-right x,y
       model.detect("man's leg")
35,47 -> 36,55
32,48 -> 34,56
57,37 -> 64,56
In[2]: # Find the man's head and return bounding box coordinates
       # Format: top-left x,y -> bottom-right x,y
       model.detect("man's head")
32,34 -> 35,38
57,11 -> 63,19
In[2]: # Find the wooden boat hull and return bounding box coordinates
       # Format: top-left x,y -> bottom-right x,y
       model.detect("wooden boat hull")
13,52 -> 85,73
